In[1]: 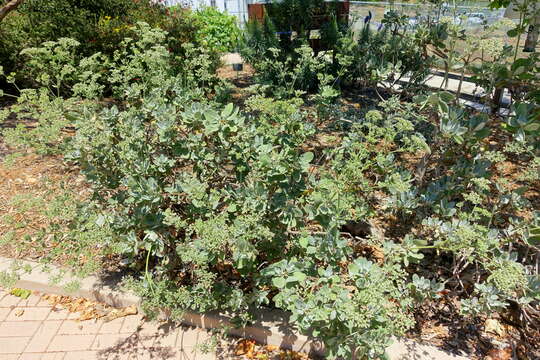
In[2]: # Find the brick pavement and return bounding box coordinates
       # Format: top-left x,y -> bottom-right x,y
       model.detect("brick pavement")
0,288 -> 471,360
0,289 -> 227,360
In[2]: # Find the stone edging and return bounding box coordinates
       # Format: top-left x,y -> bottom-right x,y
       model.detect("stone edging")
0,256 -> 469,360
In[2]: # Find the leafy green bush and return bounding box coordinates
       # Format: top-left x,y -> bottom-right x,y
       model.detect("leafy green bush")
264,0 -> 346,38
192,6 -> 240,53
241,17 -> 345,99
247,44 -> 334,98
337,17 -> 432,92
240,8 -> 431,98
0,87 -> 75,155
241,16 -> 279,64
67,82 -> 423,357
0,0 -> 202,82
12,23 -> 226,100
2,4 -> 540,358
65,83 -> 540,357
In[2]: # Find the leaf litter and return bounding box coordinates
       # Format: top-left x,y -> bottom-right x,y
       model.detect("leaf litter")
234,339 -> 310,360
10,287 -> 32,299
41,293 -> 137,322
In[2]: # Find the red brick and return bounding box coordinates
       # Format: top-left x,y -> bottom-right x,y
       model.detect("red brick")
98,317 -> 124,334
47,334 -> 95,352
0,294 -> 21,308
18,294 -> 45,307
0,336 -> 31,353
19,354 -> 45,360
177,327 -> 210,349
119,315 -> 143,333
91,333 -> 130,350
0,307 -> 11,321
58,320 -> 102,335
41,353 -> 67,360
47,308 -> 70,321
151,328 -> 178,348
64,351 -> 99,360
0,321 -> 41,337
1,354 -> 21,360
25,320 -> 63,353
6,307 -> 50,321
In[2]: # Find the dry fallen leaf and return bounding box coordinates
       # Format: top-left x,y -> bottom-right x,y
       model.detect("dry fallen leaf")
103,304 -> 138,322
14,309 -> 24,317
10,288 -> 32,299
41,293 -> 136,322
278,350 -> 309,360
485,318 -> 505,337
235,339 -> 256,357
484,347 -> 512,360
422,323 -> 449,340
264,345 -> 279,352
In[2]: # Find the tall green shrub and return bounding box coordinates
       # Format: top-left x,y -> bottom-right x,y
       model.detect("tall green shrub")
192,6 -> 240,53
0,0 -> 201,83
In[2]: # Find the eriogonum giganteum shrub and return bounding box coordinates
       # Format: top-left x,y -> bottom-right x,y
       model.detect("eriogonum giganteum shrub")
69,79 -> 419,358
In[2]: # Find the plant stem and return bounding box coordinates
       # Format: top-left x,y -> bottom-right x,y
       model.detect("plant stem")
145,245 -> 155,295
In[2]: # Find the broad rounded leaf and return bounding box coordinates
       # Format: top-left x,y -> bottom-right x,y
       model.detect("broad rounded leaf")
293,271 -> 307,282
221,103 -> 234,118
272,277 -> 286,288
438,91 -> 454,103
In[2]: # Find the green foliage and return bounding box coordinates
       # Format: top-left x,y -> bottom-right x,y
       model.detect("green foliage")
504,102 -> 540,144
66,82 -> 430,357
2,5 -> 540,358
20,38 -> 82,96
247,44 -> 335,98
0,0 -> 203,83
336,20 -> 432,92
6,23 -> 226,100
240,7 -> 431,98
0,173 -> 116,278
241,16 -> 279,64
265,257 -> 414,359
0,271 -> 18,289
239,2 -> 350,98
192,7 -> 240,53
10,288 -> 32,299
69,90 -> 315,313
1,88 -> 75,155
265,0 -> 345,37
61,82 -> 538,357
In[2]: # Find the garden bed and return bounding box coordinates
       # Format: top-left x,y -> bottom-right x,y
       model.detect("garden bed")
1,0 -> 539,359
0,87 -> 537,359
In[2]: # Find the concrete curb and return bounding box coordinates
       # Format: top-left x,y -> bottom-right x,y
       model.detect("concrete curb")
0,256 -> 469,360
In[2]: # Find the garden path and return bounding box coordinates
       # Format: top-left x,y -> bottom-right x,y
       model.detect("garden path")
0,288 -> 471,360
0,289 -> 224,360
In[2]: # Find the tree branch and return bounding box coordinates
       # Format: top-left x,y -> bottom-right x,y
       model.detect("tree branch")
0,0 -> 24,23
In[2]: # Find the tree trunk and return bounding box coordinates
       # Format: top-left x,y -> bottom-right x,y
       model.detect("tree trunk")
0,0 -> 24,23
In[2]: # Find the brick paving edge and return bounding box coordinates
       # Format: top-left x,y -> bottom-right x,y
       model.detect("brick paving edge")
0,256 -> 470,360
